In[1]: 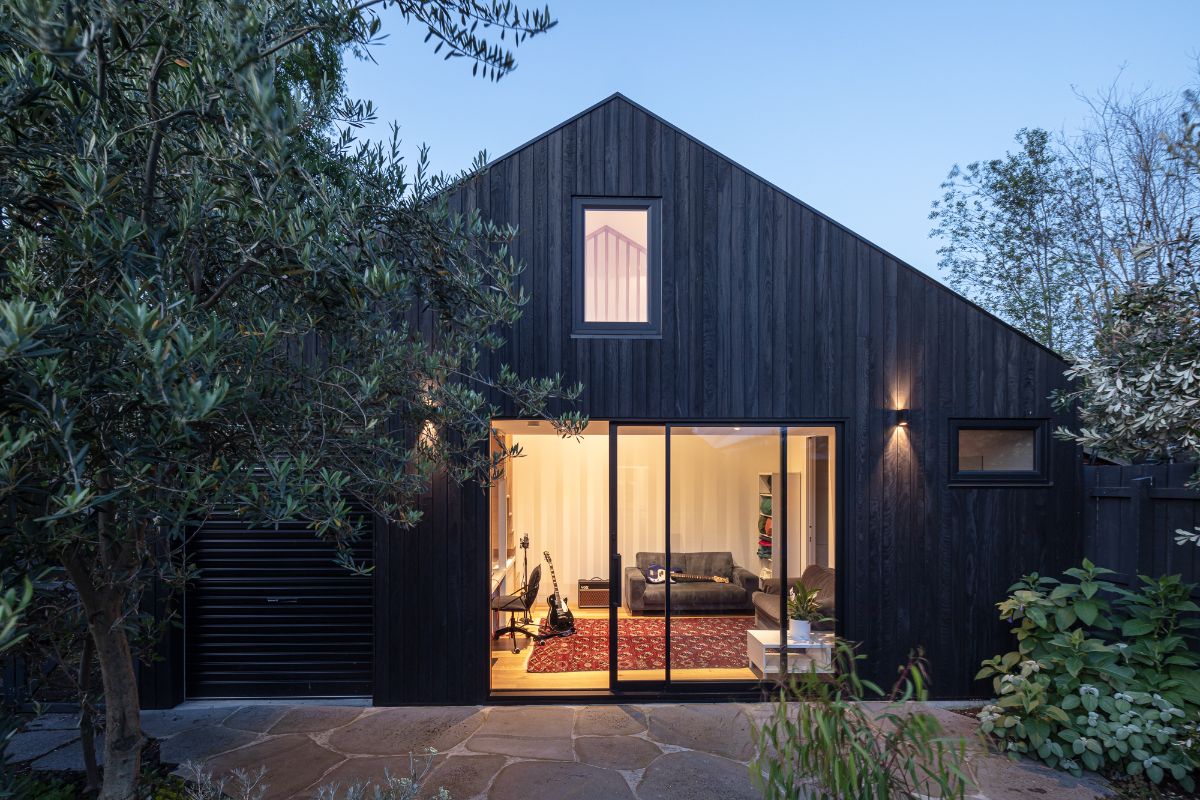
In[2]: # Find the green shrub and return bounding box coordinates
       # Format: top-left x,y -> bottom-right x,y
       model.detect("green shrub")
752,642 -> 973,800
977,559 -> 1200,788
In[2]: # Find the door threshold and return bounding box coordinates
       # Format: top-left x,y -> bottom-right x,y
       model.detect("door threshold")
488,684 -> 774,704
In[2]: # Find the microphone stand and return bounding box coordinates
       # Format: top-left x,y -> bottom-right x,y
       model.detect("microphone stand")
519,533 -> 532,624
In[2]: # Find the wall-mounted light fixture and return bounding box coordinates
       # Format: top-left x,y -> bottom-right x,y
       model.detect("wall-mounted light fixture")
896,409 -> 910,427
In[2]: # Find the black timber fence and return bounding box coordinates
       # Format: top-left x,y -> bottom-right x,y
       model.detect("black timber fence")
1083,464 -> 1200,596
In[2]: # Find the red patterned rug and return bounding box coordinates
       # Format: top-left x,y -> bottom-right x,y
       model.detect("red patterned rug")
525,616 -> 756,673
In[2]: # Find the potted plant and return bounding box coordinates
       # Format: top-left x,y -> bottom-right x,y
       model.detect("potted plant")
787,581 -> 825,642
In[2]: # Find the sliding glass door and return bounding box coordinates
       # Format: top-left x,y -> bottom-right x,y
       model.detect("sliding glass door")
668,427 -> 779,682
611,425 -> 666,686
610,423 -> 838,691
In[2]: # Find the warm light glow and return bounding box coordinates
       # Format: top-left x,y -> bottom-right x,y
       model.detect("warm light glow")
583,208 -> 649,323
896,409 -> 910,427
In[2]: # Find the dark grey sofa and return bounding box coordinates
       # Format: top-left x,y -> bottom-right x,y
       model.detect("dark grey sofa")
624,551 -> 757,614
752,564 -> 836,630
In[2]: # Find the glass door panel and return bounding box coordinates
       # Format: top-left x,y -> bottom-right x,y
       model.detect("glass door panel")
667,426 -> 780,682
779,426 -> 838,675
612,425 -> 666,685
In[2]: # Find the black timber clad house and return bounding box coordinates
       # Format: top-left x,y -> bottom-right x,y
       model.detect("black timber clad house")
141,94 -> 1082,708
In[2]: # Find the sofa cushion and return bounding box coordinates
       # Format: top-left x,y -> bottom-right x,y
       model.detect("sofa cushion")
637,581 -> 749,611
753,590 -> 783,623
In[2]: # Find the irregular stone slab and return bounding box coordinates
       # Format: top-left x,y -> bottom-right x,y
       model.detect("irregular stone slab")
158,724 -> 258,765
919,705 -> 988,748
6,729 -> 79,762
142,706 -> 235,738
312,754 -> 444,791
22,713 -> 78,731
425,754 -> 507,799
637,750 -> 758,800
467,733 -> 573,761
268,705 -> 363,734
475,706 -> 575,739
647,704 -> 754,761
489,760 -> 634,800
467,706 -> 575,760
327,707 -> 484,756
204,734 -> 343,799
223,706 -> 290,733
738,702 -> 779,728
971,752 -> 1113,799
30,736 -> 104,771
574,735 -> 660,770
574,705 -> 645,736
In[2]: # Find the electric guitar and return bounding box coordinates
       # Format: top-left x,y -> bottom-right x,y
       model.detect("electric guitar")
645,566 -> 731,585
542,551 -> 575,634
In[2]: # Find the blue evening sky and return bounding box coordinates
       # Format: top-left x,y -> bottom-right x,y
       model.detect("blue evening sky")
345,1 -> 1198,281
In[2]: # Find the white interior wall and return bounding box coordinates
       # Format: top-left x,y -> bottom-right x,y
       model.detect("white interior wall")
504,428 -> 834,607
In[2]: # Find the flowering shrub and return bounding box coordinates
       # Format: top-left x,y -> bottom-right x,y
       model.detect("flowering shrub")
976,560 -> 1200,788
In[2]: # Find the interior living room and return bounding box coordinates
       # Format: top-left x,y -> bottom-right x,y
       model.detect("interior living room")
488,421 -> 837,693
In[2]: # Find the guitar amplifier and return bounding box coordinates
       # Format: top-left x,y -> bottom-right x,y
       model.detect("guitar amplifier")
577,578 -> 610,608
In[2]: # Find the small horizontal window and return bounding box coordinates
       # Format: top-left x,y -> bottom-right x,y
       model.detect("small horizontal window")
573,198 -> 661,337
950,419 -> 1049,484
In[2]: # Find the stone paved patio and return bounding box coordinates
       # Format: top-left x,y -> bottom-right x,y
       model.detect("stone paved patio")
12,702 -> 1113,799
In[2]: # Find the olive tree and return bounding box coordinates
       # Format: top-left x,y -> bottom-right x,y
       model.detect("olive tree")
0,1 -> 578,797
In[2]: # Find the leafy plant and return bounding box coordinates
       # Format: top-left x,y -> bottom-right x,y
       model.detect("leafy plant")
786,581 -> 826,624
752,642 -> 973,800
181,751 -> 450,800
0,2 -> 569,798
0,574 -> 33,800
977,560 -> 1200,788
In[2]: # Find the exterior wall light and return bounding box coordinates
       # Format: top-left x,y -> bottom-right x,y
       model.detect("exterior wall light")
896,409 -> 910,427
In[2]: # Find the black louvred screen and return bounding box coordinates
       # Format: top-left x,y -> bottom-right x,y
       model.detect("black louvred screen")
185,515 -> 373,698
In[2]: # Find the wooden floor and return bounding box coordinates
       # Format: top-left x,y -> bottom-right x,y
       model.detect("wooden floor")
489,607 -> 759,691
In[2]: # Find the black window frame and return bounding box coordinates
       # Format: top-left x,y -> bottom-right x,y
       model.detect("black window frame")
949,418 -> 1050,486
572,197 -> 663,338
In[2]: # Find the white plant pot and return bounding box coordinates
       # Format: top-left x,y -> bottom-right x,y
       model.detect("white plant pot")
789,619 -> 811,642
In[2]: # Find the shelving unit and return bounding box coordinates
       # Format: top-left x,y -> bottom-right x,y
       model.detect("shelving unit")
757,473 -> 773,566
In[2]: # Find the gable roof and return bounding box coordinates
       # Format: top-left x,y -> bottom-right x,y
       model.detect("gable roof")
476,92 -> 1066,364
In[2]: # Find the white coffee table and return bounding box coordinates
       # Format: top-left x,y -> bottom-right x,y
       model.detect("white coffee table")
746,629 -> 835,675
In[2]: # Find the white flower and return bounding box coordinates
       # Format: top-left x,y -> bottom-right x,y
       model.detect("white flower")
1114,692 -> 1133,702
1087,712 -> 1099,726
1114,642 -> 1128,650
1061,758 -> 1079,771
1079,685 -> 1100,697
1020,659 -> 1040,673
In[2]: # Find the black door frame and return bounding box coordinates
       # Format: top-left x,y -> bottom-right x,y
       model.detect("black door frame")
607,419 -> 845,697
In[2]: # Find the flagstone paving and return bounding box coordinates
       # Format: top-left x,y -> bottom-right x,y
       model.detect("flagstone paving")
11,702 -> 1114,799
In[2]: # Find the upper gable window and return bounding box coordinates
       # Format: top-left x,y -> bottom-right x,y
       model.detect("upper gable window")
573,198 -> 662,337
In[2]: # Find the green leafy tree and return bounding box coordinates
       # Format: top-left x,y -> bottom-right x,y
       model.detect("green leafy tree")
930,83 -> 1199,356
1055,93 -> 1200,481
0,575 -> 34,798
929,128 -> 1085,353
0,1 -> 576,797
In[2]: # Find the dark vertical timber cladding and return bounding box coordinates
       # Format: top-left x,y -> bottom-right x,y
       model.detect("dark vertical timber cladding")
375,94 -> 1082,703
